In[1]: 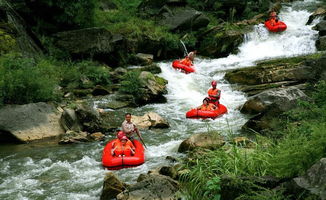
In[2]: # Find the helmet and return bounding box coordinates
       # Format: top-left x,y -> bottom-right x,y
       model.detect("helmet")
211,80 -> 217,87
121,136 -> 128,140
117,131 -> 125,140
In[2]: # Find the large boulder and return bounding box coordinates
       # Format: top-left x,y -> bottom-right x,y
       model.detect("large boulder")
100,172 -> 127,200
225,61 -> 314,86
316,35 -> 326,51
131,112 -> 169,129
242,86 -> 309,134
294,158 -> 326,200
159,7 -> 210,31
307,7 -> 326,25
58,130 -> 89,144
0,103 -> 64,143
224,55 -> 322,96
53,28 -> 128,67
60,108 -> 83,132
137,71 -> 168,104
74,103 -> 103,133
178,133 -> 225,153
240,86 -> 308,115
316,20 -> 326,36
117,174 -> 179,200
198,24 -> 247,58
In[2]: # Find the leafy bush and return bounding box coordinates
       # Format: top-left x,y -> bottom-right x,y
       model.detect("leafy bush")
0,54 -> 60,105
59,60 -> 112,89
27,0 -> 97,34
119,71 -> 142,99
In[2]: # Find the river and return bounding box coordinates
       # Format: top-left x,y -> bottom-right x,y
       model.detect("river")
0,0 -> 321,199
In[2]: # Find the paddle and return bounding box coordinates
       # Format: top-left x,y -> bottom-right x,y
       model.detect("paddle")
180,40 -> 189,57
134,126 -> 147,149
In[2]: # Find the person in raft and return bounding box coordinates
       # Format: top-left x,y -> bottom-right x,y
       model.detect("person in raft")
197,98 -> 217,111
267,11 -> 279,26
180,51 -> 197,66
122,113 -> 142,140
111,132 -> 135,157
207,80 -> 221,106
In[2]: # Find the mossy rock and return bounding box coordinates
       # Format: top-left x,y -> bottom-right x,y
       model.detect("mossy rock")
0,28 -> 16,54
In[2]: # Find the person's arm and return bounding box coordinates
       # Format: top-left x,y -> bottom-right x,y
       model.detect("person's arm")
210,90 -> 221,99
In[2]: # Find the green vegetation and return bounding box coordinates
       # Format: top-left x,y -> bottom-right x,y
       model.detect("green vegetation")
0,54 -> 60,105
28,0 -> 97,34
118,71 -> 142,101
181,81 -> 326,200
0,53 -> 112,106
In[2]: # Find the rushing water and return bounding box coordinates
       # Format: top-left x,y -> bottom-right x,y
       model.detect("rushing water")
0,1 -> 321,199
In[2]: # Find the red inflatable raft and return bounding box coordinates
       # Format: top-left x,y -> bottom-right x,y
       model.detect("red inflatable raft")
102,139 -> 145,170
186,104 -> 228,119
264,20 -> 287,32
172,60 -> 195,74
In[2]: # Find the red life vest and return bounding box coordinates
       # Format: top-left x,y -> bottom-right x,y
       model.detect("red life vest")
112,139 -> 135,156
180,57 -> 193,66
208,88 -> 220,101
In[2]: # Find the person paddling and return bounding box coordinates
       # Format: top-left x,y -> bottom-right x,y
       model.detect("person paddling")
268,11 -> 279,26
180,51 -> 196,66
121,113 -> 147,148
207,80 -> 221,106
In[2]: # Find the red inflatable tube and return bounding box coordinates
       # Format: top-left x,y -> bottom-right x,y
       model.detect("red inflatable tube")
102,139 -> 145,170
264,20 -> 287,32
186,104 -> 228,119
172,60 -> 195,74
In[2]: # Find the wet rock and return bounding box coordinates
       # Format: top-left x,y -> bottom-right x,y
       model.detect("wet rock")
129,53 -> 154,66
241,86 -> 308,115
138,63 -> 162,74
178,133 -> 225,153
75,103 -> 102,133
242,86 -> 309,134
53,28 -> 128,67
97,100 -> 132,110
159,166 -> 178,179
225,61 -> 315,86
92,85 -> 112,96
60,108 -> 83,132
0,102 -> 64,143
316,20 -> 326,36
316,35 -> 326,51
58,130 -> 89,144
294,158 -> 326,200
137,71 -> 168,104
307,7 -> 326,25
89,132 -> 105,141
117,174 -> 179,200
198,24 -> 246,58
100,172 -> 127,200
131,112 -> 169,129
96,93 -> 134,110
160,8 -> 210,31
